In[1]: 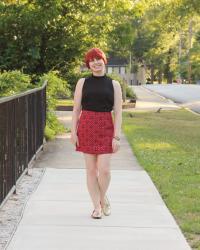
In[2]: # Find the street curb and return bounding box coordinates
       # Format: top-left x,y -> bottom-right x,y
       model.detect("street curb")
183,107 -> 200,116
141,85 -> 200,116
141,85 -> 176,105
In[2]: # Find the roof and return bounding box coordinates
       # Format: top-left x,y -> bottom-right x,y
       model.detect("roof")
107,56 -> 128,66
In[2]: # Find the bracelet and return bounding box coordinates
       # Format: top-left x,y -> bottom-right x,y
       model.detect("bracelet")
113,136 -> 120,141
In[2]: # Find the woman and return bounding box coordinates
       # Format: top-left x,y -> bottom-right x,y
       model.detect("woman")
70,48 -> 122,219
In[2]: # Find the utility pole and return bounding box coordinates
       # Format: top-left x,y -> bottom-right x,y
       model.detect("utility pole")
129,51 -> 132,85
188,19 -> 193,84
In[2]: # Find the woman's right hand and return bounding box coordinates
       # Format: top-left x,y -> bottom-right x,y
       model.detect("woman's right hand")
70,132 -> 79,147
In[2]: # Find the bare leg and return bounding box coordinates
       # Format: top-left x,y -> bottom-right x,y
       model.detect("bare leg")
97,154 -> 112,207
83,153 -> 101,212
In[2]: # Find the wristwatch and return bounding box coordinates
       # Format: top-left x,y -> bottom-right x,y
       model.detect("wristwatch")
113,136 -> 120,141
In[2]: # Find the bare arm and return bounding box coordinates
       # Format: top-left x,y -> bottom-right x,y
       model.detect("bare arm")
71,78 -> 85,135
112,80 -> 123,138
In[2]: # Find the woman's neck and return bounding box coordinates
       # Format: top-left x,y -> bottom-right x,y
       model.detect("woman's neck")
92,70 -> 105,77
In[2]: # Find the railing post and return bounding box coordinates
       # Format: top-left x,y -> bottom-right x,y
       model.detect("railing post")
25,95 -> 29,175
13,99 -> 17,194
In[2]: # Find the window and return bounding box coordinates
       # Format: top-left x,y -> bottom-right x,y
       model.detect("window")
120,67 -> 126,74
113,67 -> 119,74
107,67 -> 113,74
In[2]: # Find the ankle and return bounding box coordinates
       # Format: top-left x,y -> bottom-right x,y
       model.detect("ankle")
94,206 -> 101,211
100,201 -> 104,208
100,196 -> 106,207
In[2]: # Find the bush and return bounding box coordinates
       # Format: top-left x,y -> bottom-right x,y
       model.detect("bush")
39,71 -> 72,140
126,85 -> 137,99
0,70 -> 68,141
65,69 -> 91,94
44,112 -> 67,141
0,70 -> 32,97
39,71 -> 71,111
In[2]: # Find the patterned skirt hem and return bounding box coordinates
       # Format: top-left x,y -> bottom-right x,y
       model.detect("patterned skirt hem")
76,148 -> 113,154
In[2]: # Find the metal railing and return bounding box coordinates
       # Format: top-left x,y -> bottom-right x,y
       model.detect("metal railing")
0,81 -> 47,205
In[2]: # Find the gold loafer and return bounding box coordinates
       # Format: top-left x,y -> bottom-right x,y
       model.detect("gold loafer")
102,196 -> 111,216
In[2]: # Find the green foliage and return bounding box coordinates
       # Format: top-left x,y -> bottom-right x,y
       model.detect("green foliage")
0,70 -> 31,97
126,85 -> 137,99
0,0 -> 126,78
39,71 -> 71,140
186,32 -> 200,81
39,71 -> 71,110
108,0 -> 200,83
1,0 -> 199,86
68,70 -> 92,94
0,69 -> 67,140
45,111 -> 66,141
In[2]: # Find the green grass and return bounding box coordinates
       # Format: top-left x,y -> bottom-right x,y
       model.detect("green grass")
122,109 -> 200,249
45,112 -> 68,140
56,99 -> 74,106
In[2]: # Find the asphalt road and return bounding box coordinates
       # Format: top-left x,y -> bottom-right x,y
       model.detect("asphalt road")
142,84 -> 200,114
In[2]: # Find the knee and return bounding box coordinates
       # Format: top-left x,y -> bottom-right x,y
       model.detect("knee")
99,167 -> 110,177
87,167 -> 97,177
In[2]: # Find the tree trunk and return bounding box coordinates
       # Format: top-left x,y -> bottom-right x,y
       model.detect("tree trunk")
165,49 -> 173,84
35,34 -> 47,74
158,69 -> 162,84
150,64 -> 154,84
167,72 -> 173,84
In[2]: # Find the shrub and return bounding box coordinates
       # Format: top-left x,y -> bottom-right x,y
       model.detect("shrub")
39,71 -> 71,140
39,71 -> 71,111
0,70 -> 68,141
65,69 -> 91,94
0,70 -> 31,97
126,85 -> 137,99
44,112 -> 66,141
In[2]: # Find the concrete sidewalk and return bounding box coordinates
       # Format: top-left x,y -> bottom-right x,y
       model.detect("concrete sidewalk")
7,112 -> 191,250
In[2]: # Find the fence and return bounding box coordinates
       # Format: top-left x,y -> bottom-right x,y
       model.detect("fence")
0,81 -> 47,205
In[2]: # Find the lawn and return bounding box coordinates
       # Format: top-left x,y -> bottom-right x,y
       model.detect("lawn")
122,109 -> 200,250
56,99 -> 74,106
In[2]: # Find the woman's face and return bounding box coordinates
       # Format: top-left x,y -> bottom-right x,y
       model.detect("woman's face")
89,58 -> 105,73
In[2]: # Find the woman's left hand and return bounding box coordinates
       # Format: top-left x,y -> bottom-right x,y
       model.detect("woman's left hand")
112,138 -> 120,153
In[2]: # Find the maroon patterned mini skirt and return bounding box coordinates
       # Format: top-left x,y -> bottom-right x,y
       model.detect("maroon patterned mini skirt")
76,110 -> 114,154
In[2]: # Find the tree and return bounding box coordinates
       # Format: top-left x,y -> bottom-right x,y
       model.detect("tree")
108,0 -> 200,83
0,0 -> 119,77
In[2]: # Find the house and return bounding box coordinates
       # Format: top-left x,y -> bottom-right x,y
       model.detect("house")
106,56 -> 146,85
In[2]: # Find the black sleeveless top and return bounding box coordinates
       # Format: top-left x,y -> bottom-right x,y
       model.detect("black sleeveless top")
81,74 -> 114,112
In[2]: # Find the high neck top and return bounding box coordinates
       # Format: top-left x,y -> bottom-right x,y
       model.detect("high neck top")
81,74 -> 114,112
91,74 -> 106,79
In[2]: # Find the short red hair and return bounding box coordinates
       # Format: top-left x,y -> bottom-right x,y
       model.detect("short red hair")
84,48 -> 107,68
